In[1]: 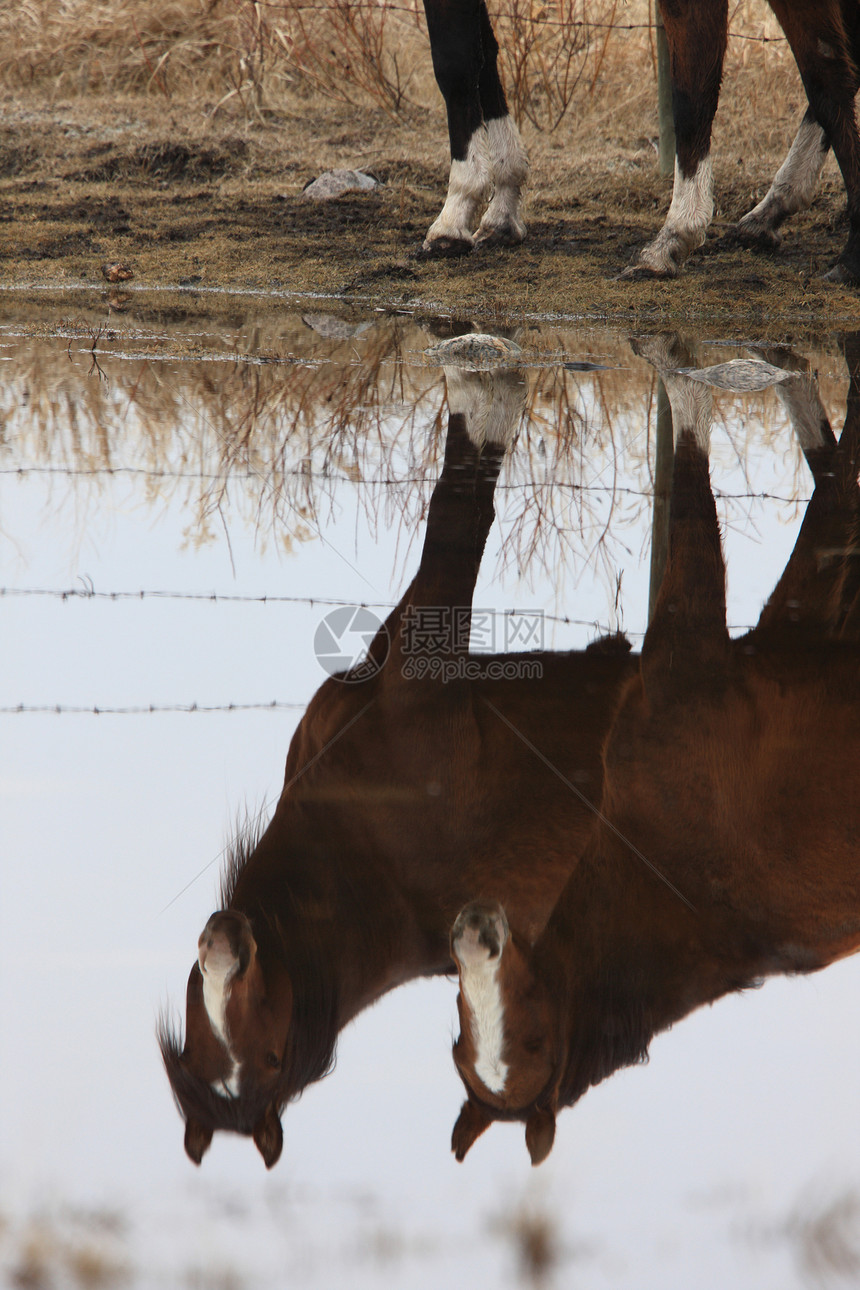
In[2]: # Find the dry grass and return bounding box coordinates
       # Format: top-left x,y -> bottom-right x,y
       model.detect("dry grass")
0,0 -> 838,322
0,0 -> 596,125
0,0 -> 807,144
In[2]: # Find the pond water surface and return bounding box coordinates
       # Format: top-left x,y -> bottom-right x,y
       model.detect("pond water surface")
2,291 -> 859,1289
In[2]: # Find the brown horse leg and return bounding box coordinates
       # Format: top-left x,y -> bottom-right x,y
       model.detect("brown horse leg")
376,365 -> 526,676
832,332 -> 860,636
739,1 -> 860,262
770,0 -> 860,282
623,0 -> 728,278
634,338 -> 729,697
752,336 -> 860,641
747,348 -> 844,640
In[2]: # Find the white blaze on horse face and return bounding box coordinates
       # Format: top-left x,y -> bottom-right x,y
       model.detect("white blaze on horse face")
198,934 -> 242,1096
454,919 -> 509,1095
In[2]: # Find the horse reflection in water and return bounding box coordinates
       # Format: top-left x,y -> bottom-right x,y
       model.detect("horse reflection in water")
449,334 -> 860,1164
160,340 -> 637,1166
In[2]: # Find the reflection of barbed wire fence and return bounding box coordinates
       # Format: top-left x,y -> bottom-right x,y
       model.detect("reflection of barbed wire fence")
0,317 -> 638,588
0,315 -> 846,605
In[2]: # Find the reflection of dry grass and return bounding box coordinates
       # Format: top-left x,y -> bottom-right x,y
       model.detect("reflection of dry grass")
5,1214 -> 129,1290
0,310 -> 849,608
743,1185 -> 860,1289
789,1189 -> 860,1286
490,1194 -> 563,1287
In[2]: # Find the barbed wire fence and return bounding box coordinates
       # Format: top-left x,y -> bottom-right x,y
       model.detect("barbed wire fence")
166,0 -> 792,134
1,559 -> 777,716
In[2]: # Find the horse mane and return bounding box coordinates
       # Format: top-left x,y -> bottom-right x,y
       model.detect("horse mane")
218,809 -> 267,908
158,1016 -> 277,1135
254,898 -> 340,1103
557,962 -> 653,1109
585,631 -> 632,656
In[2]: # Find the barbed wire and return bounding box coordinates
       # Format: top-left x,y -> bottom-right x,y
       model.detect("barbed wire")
0,466 -> 810,506
0,586 -> 398,608
0,701 -> 306,715
246,0 -> 787,44
0,586 -> 625,633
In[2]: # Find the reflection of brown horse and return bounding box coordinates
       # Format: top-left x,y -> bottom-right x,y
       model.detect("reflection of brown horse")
160,358 -> 636,1167
450,336 -> 860,1165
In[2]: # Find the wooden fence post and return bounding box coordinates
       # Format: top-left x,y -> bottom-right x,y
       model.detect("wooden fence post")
655,2 -> 675,178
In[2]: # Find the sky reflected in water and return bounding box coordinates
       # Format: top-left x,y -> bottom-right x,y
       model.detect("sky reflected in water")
2,293 -> 859,1289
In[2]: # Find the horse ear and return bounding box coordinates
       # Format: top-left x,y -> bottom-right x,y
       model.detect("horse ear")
184,1118 -> 213,1165
451,1099 -> 493,1162
525,1107 -> 556,1166
253,1105 -> 284,1169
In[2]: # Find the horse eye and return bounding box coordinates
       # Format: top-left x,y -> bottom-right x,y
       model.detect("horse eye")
265,1053 -> 281,1070
523,1038 -> 543,1056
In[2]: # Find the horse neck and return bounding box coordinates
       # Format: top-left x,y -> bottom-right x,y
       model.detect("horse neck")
228,805 -> 436,1028
539,838 -> 762,1107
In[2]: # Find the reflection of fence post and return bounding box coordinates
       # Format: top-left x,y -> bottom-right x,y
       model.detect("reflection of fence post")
655,3 -> 675,178
648,377 -> 674,623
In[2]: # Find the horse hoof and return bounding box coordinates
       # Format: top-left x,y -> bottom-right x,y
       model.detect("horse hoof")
821,260 -> 860,286
616,262 -> 674,282
727,221 -> 782,251
418,235 -> 475,259
474,224 -> 526,249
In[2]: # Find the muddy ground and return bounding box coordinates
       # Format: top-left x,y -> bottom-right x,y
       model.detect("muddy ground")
2,91 -> 860,337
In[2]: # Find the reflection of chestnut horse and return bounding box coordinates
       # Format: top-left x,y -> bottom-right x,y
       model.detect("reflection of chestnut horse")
420,0 -> 860,282
450,337 -> 860,1165
159,359 -> 636,1167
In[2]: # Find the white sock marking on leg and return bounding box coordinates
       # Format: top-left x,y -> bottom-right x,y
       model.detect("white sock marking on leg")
425,130 -> 491,248
200,946 -> 242,1096
665,156 -> 714,243
477,115 -> 528,241
637,156 -> 714,273
742,117 -> 828,230
778,375 -> 830,451
444,365 -> 527,448
662,373 -> 713,453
